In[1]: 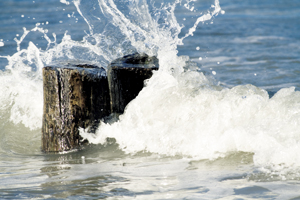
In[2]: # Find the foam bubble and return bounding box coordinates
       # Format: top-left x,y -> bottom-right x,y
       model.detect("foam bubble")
60,0 -> 70,5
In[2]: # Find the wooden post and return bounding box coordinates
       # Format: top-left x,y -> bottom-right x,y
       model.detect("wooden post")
42,54 -> 159,153
42,63 -> 110,152
107,53 -> 159,114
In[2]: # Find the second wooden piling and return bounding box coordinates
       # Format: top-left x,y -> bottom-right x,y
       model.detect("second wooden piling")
107,53 -> 159,114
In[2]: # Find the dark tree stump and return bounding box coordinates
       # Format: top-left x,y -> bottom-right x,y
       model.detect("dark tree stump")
42,63 -> 110,152
107,53 -> 159,114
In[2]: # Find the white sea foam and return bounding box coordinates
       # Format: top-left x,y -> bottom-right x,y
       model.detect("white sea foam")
81,69 -> 300,169
0,42 -> 43,130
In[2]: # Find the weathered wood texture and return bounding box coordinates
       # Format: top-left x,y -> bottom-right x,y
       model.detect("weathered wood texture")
42,54 -> 159,153
107,53 -> 159,114
42,64 -> 110,152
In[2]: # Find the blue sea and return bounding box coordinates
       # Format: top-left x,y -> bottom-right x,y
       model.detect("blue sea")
1,0 -> 300,199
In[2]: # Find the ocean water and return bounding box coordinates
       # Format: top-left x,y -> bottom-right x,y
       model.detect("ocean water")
1,0 -> 300,199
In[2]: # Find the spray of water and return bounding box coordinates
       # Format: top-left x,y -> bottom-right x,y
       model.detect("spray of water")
76,0 -> 300,172
1,0 -> 300,173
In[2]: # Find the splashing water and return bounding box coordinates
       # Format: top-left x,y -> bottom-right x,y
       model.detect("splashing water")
0,0 -> 221,134
77,0 -> 300,172
1,0 -> 300,175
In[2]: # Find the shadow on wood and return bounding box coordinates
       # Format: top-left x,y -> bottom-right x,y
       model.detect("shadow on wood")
107,53 -> 159,115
